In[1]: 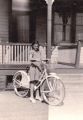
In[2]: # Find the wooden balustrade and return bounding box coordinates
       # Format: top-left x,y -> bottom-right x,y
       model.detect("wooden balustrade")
0,43 -> 31,64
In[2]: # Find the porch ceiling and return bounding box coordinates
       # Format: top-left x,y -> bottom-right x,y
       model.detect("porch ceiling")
39,0 -> 83,12
53,0 -> 83,13
56,0 -> 83,1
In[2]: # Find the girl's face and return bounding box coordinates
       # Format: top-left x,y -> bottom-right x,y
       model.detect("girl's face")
33,43 -> 39,51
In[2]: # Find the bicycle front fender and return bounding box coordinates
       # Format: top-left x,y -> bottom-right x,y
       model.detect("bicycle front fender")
48,72 -> 60,79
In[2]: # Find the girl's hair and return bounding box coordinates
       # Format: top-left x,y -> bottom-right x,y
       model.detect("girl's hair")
31,41 -> 40,49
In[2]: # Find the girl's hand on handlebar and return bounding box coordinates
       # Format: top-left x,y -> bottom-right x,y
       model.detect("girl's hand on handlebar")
42,59 -> 51,63
30,59 -> 41,62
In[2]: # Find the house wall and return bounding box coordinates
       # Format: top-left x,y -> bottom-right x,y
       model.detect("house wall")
76,13 -> 83,41
36,12 -> 83,44
36,12 -> 71,44
36,14 -> 47,44
54,12 -> 71,44
0,0 -> 9,43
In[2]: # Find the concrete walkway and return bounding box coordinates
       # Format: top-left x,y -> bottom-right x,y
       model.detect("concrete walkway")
0,91 -> 48,120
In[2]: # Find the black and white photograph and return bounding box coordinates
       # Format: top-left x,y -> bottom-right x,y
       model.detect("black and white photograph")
0,0 -> 83,120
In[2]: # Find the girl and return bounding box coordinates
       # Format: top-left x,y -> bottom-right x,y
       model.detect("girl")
29,41 -> 43,103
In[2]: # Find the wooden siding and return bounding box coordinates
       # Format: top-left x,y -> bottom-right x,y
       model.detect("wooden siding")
0,0 -> 9,43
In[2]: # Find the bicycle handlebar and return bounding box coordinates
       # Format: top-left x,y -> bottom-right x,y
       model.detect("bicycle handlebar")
30,59 -> 50,62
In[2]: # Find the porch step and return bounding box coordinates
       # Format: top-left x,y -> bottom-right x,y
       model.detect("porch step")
58,74 -> 83,92
3,74 -> 83,92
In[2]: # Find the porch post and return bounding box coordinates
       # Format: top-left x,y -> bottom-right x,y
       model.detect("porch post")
45,0 -> 54,59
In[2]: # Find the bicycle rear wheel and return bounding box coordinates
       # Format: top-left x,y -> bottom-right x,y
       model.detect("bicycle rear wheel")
13,71 -> 30,97
41,76 -> 65,106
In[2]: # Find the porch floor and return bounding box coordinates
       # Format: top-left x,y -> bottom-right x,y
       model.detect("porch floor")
0,62 -> 83,76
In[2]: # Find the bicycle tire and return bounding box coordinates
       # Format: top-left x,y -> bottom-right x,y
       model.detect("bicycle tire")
13,71 -> 30,97
41,75 -> 65,106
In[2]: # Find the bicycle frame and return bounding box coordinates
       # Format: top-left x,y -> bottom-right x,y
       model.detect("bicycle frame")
34,66 -> 60,91
34,67 -> 48,90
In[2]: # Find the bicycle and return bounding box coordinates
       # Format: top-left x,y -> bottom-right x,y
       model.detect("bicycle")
13,60 -> 65,106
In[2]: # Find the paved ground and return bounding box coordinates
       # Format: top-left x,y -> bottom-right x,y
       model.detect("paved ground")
0,90 -> 83,120
49,92 -> 83,120
0,91 -> 48,120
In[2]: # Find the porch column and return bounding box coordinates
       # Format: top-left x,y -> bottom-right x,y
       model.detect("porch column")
45,0 -> 54,58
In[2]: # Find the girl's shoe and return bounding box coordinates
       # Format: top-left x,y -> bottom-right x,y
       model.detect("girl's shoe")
29,97 -> 36,103
36,96 -> 42,102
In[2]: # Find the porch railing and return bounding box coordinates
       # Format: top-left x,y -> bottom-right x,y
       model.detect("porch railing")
0,43 -> 32,64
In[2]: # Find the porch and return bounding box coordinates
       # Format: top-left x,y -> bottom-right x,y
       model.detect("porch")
0,41 -> 83,90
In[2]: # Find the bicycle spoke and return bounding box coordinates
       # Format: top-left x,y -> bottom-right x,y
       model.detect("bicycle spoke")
48,81 -> 53,91
14,79 -> 21,86
46,92 -> 61,102
53,79 -> 57,90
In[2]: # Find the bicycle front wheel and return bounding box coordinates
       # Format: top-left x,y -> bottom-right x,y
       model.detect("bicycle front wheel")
41,76 -> 65,106
13,71 -> 30,97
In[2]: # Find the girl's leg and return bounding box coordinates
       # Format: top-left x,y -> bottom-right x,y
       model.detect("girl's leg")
35,87 -> 42,101
34,67 -> 42,101
29,66 -> 35,81
29,82 -> 36,103
29,66 -> 36,103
